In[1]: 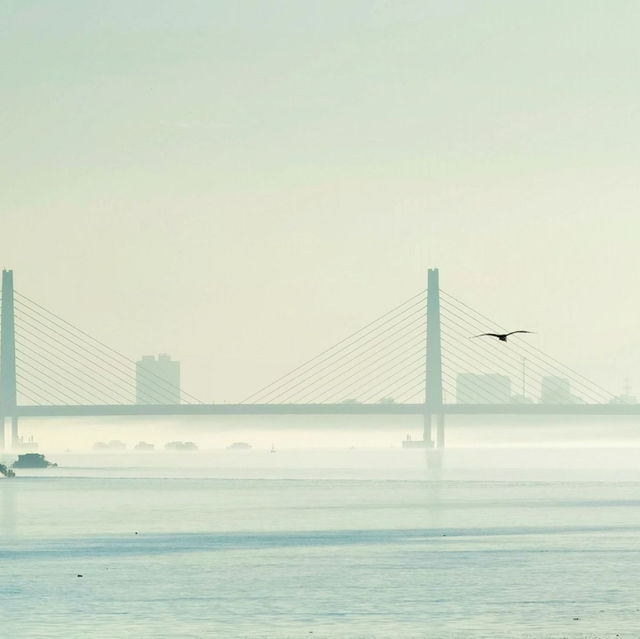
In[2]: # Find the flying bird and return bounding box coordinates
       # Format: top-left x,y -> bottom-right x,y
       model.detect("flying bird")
471,330 -> 533,342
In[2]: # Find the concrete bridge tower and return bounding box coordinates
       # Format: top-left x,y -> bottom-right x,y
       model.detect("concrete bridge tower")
425,268 -> 445,447
1,269 -> 18,449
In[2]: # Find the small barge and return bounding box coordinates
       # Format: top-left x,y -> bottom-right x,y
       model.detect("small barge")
11,453 -> 58,469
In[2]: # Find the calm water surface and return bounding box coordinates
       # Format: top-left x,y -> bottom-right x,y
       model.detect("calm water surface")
2,448 -> 640,638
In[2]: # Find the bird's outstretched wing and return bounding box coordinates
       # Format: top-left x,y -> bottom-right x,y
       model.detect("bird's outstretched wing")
505,330 -> 533,336
471,333 -> 501,339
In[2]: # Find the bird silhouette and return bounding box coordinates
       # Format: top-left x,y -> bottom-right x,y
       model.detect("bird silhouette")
471,330 -> 533,342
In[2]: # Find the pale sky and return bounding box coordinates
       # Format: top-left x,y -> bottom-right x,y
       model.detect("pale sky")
2,1 -> 640,401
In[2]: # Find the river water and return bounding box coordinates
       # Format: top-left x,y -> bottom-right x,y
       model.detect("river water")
2,447 -> 640,638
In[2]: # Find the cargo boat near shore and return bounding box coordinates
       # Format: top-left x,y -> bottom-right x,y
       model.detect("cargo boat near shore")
11,453 -> 58,469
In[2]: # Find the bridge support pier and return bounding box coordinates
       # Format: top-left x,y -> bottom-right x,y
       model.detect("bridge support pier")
423,413 -> 445,448
436,413 -> 445,448
426,268 -> 445,447
11,416 -> 18,448
423,413 -> 435,446
0,270 -> 18,450
0,416 -> 19,450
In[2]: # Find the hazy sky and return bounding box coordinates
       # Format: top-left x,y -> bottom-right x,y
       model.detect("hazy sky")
2,1 -> 640,401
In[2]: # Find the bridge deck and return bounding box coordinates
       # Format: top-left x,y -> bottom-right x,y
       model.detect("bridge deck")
7,403 -> 640,417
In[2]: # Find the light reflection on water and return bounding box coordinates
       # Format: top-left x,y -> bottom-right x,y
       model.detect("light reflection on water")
2,447 -> 640,638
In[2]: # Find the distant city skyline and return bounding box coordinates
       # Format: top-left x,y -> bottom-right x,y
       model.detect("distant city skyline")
0,264 -> 633,413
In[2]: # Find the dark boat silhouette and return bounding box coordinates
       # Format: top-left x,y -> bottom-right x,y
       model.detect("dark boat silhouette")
12,453 -> 57,469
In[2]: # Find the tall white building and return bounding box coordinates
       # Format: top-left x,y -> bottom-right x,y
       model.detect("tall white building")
136,354 -> 180,404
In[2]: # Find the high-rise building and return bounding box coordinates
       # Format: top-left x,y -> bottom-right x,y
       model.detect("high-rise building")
136,354 -> 180,404
540,376 -> 572,404
456,373 -> 511,404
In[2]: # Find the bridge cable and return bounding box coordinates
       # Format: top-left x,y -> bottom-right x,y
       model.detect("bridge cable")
379,371 -> 429,405
246,299 -> 426,403
440,347 -> 517,404
252,303 -> 426,403
14,321 -> 147,404
439,301 -> 610,403
440,357 -> 515,404
439,299 -> 608,400
440,312 -> 532,378
13,310 -> 167,404
313,344 -> 425,405
13,305 -> 180,404
440,325 -> 606,405
240,290 -> 426,403
12,370 -> 50,405
357,357 -> 426,404
13,292 -> 204,403
266,310 -> 426,403
289,321 -> 426,404
14,354 -> 83,405
395,381 -> 426,404
14,379 -> 49,406
309,336 -> 425,404
440,318 -> 575,396
440,289 -> 614,400
13,306 -> 183,405
15,339 -> 127,404
13,292 -> 196,401
439,298 -> 610,402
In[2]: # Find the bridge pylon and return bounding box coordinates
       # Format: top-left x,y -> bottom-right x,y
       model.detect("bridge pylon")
0,269 -> 18,449
425,268 -> 444,447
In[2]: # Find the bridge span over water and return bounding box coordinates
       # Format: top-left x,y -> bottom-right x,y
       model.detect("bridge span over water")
0,268 -> 629,449
13,403 -> 640,417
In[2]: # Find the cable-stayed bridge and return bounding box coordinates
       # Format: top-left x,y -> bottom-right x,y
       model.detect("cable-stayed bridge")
0,268 -> 633,450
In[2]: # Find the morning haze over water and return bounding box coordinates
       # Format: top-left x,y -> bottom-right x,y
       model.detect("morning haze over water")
3,1 -> 640,637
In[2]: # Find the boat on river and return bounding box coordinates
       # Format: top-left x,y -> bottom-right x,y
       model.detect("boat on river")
11,453 -> 58,468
